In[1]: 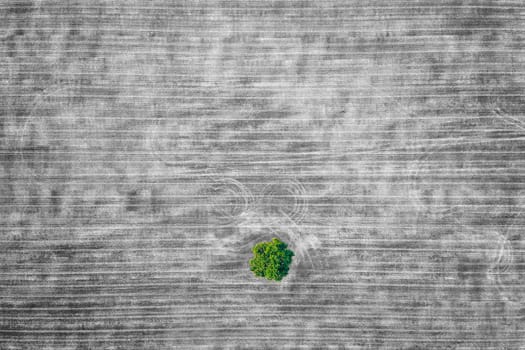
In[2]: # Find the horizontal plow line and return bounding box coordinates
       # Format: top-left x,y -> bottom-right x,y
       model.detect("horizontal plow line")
6,48 -> 525,55
1,4 -> 524,9
0,336 -> 521,343
0,281 -> 520,288
6,129 -> 524,134
2,260 -> 524,268
4,61 -> 521,68
1,221 -> 522,228
3,150 -> 525,154
0,269 -> 519,277
2,26 -> 525,32
0,327 -> 520,334
3,195 -> 525,200
0,284 -> 519,298
3,72 -> 524,78
0,179 -> 521,184
2,313 -> 520,320
1,304 -> 519,312
0,237 -> 520,243
2,117 -> 524,122
3,247 -> 522,252
3,93 -> 525,98
0,217 -> 521,226
0,203 -> 522,208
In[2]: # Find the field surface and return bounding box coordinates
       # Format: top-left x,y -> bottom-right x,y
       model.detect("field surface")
1,0 -> 525,349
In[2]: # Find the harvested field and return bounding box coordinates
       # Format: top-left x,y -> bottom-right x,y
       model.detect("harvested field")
1,0 -> 525,348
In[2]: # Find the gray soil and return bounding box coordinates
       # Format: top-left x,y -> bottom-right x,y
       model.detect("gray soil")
0,1 -> 524,349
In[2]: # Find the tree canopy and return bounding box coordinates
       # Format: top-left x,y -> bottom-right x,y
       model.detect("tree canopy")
249,238 -> 294,282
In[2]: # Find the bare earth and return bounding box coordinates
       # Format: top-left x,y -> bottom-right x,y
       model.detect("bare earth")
1,0 -> 524,349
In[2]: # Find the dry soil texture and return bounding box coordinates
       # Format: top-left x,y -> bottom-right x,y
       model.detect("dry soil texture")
1,0 -> 525,349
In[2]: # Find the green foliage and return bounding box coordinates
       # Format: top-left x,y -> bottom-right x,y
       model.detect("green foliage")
249,238 -> 294,282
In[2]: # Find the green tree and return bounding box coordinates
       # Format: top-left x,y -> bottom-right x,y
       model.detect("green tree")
249,238 -> 294,281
